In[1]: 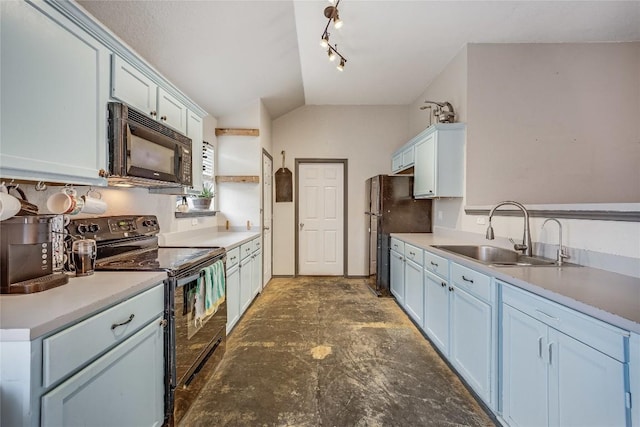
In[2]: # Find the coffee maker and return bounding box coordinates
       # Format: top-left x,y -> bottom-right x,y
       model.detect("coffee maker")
0,215 -> 68,293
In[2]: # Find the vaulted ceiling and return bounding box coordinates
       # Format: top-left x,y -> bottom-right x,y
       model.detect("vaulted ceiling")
78,1 -> 640,120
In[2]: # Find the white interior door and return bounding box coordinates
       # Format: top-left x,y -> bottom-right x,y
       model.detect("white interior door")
262,152 -> 272,286
298,163 -> 344,276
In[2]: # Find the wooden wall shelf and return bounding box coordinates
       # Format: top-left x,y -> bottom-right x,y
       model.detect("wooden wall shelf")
215,128 -> 259,137
215,175 -> 259,184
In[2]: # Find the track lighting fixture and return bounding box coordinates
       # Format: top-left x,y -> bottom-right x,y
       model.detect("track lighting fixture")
319,0 -> 348,71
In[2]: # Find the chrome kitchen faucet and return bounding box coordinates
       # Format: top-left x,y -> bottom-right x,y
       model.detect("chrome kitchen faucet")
485,201 -> 533,256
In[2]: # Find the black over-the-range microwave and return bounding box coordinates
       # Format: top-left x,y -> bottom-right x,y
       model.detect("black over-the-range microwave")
106,102 -> 192,187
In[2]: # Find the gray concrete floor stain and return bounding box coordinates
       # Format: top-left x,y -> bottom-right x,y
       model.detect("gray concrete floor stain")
180,277 -> 495,427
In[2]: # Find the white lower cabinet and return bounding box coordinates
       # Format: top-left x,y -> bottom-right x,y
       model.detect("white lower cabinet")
390,237 -> 634,426
389,248 -> 405,304
424,270 -> 450,354
0,283 -> 165,427
502,283 -> 629,427
226,264 -> 240,334
226,237 -> 262,334
41,318 -> 164,427
251,249 -> 263,298
449,263 -> 495,407
404,259 -> 424,328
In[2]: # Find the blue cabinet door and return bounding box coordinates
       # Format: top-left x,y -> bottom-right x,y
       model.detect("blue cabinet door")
549,329 -> 628,427
450,286 -> 493,407
502,304 -> 548,427
0,1 -> 109,186
240,257 -> 253,313
41,318 -> 164,427
404,258 -> 424,328
424,270 -> 450,355
226,266 -> 240,334
390,250 -> 405,305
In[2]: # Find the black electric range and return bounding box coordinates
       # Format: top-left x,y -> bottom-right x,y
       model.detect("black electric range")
67,215 -> 227,426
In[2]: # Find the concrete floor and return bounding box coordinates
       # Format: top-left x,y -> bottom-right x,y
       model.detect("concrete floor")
180,277 -> 496,427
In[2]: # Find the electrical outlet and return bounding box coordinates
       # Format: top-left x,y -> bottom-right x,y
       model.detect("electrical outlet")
476,217 -> 486,225
191,218 -> 198,226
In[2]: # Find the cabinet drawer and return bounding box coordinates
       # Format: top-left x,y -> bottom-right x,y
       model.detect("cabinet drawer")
390,238 -> 404,253
451,263 -> 492,303
226,246 -> 240,269
424,250 -> 448,279
404,243 -> 423,266
42,284 -> 164,388
253,237 -> 261,252
240,242 -> 253,260
501,282 -> 629,362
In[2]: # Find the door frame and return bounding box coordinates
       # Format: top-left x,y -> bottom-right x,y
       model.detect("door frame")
261,149 -> 273,287
295,158 -> 348,277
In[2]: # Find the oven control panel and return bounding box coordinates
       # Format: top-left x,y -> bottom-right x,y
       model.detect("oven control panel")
68,215 -> 160,241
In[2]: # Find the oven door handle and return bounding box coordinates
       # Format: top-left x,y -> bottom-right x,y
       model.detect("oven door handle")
175,270 -> 204,288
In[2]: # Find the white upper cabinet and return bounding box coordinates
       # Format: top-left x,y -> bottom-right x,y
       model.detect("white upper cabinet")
0,0 -> 109,186
391,144 -> 415,174
111,55 -> 188,134
413,123 -> 465,198
186,111 -> 204,192
111,55 -> 158,117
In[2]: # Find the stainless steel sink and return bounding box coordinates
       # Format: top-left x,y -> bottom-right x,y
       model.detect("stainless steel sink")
432,245 -> 564,267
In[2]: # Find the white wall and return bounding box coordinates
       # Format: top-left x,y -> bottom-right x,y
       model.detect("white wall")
272,105 -> 410,276
466,42 -> 640,205
216,99 -> 271,231
409,42 -> 640,277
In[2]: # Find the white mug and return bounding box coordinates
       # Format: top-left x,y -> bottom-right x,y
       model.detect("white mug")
47,188 -> 84,215
0,192 -> 21,221
81,195 -> 107,215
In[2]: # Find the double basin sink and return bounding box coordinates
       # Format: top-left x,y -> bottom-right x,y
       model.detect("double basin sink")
432,245 -> 572,267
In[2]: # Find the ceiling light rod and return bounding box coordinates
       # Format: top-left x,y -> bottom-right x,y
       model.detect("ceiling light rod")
326,44 -> 346,63
320,0 -> 342,42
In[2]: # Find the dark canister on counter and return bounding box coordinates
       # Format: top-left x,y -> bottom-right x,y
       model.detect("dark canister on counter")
71,239 -> 97,277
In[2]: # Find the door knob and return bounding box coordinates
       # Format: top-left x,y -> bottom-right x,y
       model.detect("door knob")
299,223 -> 304,230
263,226 -> 270,231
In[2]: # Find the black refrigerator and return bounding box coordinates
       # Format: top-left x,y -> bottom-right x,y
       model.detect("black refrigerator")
365,175 -> 432,296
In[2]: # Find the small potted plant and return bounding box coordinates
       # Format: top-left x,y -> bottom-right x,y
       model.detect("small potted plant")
191,183 -> 214,210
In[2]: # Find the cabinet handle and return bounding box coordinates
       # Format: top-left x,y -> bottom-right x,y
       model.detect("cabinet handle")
538,336 -> 543,358
159,319 -> 168,328
548,342 -> 553,365
448,286 -> 454,292
409,251 -> 415,256
461,275 -> 474,283
535,309 -> 558,321
150,111 -> 157,117
111,314 -> 135,330
441,282 -> 446,288
430,261 -> 438,267
160,115 -> 167,121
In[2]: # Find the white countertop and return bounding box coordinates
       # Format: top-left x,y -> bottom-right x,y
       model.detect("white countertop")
0,271 -> 167,341
159,228 -> 260,250
392,233 -> 640,334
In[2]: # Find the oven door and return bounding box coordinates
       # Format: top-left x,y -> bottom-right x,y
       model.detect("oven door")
172,262 -> 227,389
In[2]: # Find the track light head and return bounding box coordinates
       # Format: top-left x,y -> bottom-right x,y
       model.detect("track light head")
337,58 -> 345,71
333,13 -> 343,29
320,33 -> 329,48
328,48 -> 337,62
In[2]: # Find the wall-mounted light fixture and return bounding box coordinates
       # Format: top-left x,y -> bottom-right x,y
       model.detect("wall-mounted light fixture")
320,0 -> 347,71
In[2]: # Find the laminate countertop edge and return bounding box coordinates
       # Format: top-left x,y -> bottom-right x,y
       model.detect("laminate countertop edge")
0,271 -> 168,342
391,233 -> 640,334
